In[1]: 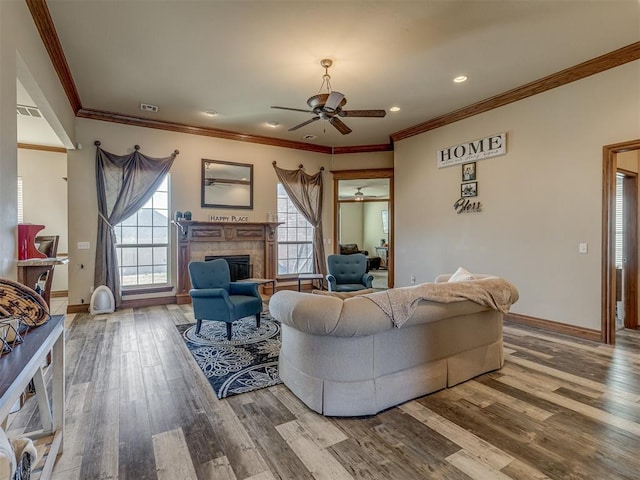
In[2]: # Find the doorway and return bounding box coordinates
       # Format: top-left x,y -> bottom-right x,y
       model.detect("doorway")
602,140 -> 640,344
332,169 -> 393,288
615,170 -> 638,331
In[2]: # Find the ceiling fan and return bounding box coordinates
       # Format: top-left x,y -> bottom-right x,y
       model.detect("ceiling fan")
353,187 -> 383,201
271,59 -> 387,135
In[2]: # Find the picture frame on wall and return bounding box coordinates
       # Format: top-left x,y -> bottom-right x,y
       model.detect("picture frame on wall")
461,182 -> 478,197
201,159 -> 253,209
462,162 -> 476,182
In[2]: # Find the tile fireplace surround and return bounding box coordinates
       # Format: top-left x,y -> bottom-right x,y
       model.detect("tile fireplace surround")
174,221 -> 281,304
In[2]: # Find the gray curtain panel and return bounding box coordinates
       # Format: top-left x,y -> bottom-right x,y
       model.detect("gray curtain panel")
94,145 -> 177,306
273,164 -> 327,276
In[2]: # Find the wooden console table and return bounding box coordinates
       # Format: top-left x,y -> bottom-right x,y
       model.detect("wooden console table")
0,315 -> 65,479
17,258 -> 69,307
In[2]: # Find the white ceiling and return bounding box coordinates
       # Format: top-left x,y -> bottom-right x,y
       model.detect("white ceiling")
21,1 -> 640,148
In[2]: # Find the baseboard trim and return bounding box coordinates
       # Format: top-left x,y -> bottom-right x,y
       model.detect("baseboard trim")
51,290 -> 68,298
67,304 -> 89,313
120,296 -> 176,309
505,313 -> 602,342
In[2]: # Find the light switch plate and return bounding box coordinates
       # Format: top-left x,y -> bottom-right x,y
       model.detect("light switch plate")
77,241 -> 90,250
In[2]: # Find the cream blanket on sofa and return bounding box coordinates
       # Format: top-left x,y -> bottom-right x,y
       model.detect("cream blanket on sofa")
363,277 -> 518,328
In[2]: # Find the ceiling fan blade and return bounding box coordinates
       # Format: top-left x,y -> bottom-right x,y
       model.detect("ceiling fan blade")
288,116 -> 320,131
271,106 -> 314,114
340,109 -> 387,118
329,116 -> 352,135
324,91 -> 345,112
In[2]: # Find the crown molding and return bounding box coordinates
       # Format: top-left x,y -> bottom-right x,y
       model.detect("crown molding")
31,2 -> 638,153
26,0 -> 82,114
333,144 -> 394,155
77,108 -> 334,153
17,143 -> 66,153
391,42 -> 640,142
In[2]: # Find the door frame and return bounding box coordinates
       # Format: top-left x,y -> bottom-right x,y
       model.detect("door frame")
602,139 -> 640,344
331,168 -> 394,288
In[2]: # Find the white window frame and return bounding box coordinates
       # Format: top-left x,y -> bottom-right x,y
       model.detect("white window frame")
114,175 -> 170,288
276,183 -> 314,276
17,177 -> 23,223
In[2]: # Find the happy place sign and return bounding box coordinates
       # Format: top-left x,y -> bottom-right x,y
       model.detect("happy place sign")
437,133 -> 507,168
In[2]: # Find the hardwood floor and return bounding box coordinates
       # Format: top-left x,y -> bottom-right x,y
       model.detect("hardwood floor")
8,304 -> 640,479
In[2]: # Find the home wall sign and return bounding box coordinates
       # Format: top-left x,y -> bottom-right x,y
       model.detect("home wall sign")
437,133 -> 506,168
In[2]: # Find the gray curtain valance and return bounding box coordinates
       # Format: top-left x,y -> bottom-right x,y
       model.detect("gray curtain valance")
94,143 -> 178,306
273,163 -> 327,276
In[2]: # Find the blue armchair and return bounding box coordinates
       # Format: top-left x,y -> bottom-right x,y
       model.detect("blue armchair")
188,259 -> 263,340
326,253 -> 374,292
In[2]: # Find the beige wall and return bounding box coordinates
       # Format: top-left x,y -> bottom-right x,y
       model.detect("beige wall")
0,1 -> 18,278
339,202 -> 364,247
68,118 -> 335,305
363,201 -> 389,255
617,150 -> 639,172
331,151 -> 393,171
394,61 -> 640,331
17,148 -> 69,292
0,1 -> 75,279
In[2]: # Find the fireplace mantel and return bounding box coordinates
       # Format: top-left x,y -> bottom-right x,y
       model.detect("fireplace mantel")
174,221 -> 281,304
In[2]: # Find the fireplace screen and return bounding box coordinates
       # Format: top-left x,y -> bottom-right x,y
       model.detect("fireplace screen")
205,255 -> 252,281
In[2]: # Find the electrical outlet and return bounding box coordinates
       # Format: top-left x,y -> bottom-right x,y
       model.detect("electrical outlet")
77,241 -> 90,250
90,285 -> 94,293
579,243 -> 588,254
410,275 -> 416,285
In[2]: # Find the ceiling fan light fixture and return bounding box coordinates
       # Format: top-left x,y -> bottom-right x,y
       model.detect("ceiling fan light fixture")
271,58 -> 386,135
354,187 -> 364,201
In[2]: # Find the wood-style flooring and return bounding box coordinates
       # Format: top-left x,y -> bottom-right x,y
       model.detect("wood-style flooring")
8,303 -> 640,480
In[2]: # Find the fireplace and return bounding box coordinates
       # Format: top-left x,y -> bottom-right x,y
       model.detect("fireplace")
205,254 -> 252,281
174,221 -> 280,304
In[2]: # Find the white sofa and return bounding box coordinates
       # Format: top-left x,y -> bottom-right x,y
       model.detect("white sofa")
269,274 -> 518,416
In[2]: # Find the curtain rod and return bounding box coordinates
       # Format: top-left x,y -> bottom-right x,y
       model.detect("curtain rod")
272,161 -> 324,171
94,141 -> 179,155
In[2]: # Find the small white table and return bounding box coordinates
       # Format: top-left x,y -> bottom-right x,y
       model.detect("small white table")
0,315 -> 65,479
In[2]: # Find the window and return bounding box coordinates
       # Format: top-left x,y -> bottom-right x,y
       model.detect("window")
277,183 -> 313,275
615,172 -> 624,268
17,177 -> 23,223
114,176 -> 169,287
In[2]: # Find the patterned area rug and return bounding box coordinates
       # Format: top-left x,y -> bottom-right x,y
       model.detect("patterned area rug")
177,312 -> 282,399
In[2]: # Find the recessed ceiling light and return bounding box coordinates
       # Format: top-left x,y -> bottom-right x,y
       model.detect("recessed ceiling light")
453,75 -> 468,83
266,121 -> 280,128
203,110 -> 218,117
389,106 -> 401,112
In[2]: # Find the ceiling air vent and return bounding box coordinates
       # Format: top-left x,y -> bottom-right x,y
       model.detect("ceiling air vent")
16,104 -> 42,118
303,134 -> 317,140
140,103 -> 159,113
